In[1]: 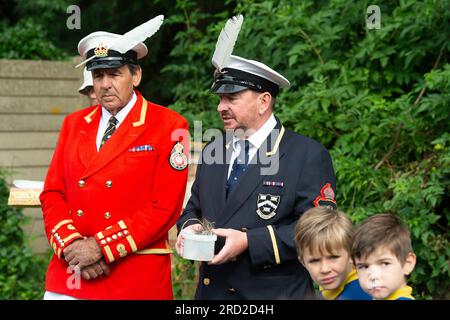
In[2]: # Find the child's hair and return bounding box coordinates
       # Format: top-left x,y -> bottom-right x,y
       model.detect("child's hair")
294,206 -> 353,261
351,213 -> 413,264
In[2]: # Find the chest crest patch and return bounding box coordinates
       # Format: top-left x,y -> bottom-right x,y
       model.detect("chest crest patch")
256,194 -> 280,220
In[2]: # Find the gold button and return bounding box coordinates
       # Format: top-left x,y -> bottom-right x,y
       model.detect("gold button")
77,209 -> 84,217
106,180 -> 112,188
241,227 -> 248,232
78,180 -> 85,187
203,278 -> 210,286
104,212 -> 111,219
228,287 -> 236,293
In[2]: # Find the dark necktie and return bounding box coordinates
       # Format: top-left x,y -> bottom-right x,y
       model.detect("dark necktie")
226,140 -> 250,197
100,116 -> 118,149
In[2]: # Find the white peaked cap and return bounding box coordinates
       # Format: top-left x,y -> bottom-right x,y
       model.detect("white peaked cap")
78,67 -> 93,94
75,15 -> 164,69
78,31 -> 148,59
227,55 -> 290,88
211,55 -> 290,97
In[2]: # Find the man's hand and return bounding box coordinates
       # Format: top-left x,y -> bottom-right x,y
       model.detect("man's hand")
63,237 -> 103,268
209,228 -> 248,265
175,223 -> 203,256
81,260 -> 111,280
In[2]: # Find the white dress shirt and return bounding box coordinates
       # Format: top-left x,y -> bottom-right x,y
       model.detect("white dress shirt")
227,114 -> 277,179
96,91 -> 137,151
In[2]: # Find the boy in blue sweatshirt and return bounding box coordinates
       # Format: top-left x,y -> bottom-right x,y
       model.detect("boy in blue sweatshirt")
294,206 -> 371,300
351,214 -> 416,300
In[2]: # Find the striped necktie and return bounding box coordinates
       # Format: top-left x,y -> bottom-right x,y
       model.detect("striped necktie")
100,116 -> 118,149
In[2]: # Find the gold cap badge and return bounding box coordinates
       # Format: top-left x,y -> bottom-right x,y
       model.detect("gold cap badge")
94,43 -> 108,57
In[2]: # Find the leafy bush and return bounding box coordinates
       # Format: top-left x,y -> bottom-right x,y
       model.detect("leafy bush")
0,18 -> 66,60
164,0 -> 449,299
0,170 -> 47,299
172,252 -> 198,299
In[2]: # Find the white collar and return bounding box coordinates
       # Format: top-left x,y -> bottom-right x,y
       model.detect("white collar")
101,91 -> 137,125
232,114 -> 277,150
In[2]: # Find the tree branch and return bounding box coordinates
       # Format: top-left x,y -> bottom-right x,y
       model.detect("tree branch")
374,124 -> 402,170
413,45 -> 444,107
298,28 -> 324,65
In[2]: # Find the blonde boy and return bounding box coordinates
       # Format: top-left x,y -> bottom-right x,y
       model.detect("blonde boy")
294,206 -> 371,300
351,214 -> 416,300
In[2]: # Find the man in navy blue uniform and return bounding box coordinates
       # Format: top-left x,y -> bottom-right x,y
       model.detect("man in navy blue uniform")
176,54 -> 337,299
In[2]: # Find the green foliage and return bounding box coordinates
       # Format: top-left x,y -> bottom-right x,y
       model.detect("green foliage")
165,0 -> 450,299
171,252 -> 198,299
162,0 -> 232,126
0,18 -> 66,60
0,171 -> 48,299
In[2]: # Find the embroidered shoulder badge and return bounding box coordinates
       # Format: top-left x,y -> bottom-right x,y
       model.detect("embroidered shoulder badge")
169,142 -> 188,170
313,183 -> 337,209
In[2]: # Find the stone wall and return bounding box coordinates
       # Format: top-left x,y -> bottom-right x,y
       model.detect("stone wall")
0,58 -> 86,254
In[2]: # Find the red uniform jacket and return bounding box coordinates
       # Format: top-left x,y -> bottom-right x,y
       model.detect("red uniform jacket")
40,91 -> 189,299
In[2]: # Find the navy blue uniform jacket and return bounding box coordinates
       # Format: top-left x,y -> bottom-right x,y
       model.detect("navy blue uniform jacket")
177,120 -> 336,299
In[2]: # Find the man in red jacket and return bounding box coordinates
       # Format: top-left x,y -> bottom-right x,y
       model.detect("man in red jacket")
40,24 -> 189,299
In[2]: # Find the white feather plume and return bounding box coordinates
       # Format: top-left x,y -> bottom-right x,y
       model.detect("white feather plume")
76,15 -> 164,68
110,14 -> 164,53
211,14 -> 244,70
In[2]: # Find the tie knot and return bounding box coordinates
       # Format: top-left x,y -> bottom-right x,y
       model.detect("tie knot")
237,139 -> 250,152
108,116 -> 118,126
236,139 -> 250,165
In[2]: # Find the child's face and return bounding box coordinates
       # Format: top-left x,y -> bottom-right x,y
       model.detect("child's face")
354,246 -> 416,299
301,247 -> 352,291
